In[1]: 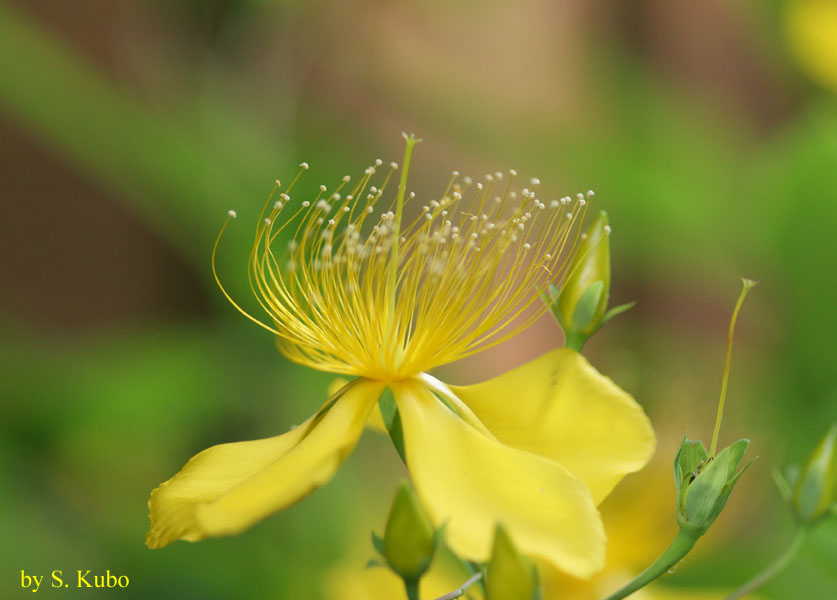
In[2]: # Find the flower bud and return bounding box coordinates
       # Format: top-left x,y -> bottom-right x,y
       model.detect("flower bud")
381,481 -> 436,581
485,524 -> 539,600
792,424 -> 836,524
549,211 -> 633,351
674,438 -> 752,537
556,210 -> 610,333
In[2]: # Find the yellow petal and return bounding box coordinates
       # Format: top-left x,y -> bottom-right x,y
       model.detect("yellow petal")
329,376 -> 389,434
146,378 -> 384,548
449,349 -> 655,503
367,401 -> 389,434
392,379 -> 605,578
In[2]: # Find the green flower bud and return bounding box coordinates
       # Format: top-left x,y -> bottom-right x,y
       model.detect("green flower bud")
674,438 -> 752,537
382,481 -> 436,581
556,211 -> 611,334
792,424 -> 837,524
485,524 -> 540,600
548,211 -> 634,351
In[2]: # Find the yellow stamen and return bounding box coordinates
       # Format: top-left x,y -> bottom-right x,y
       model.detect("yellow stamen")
709,278 -> 758,457
214,138 -> 592,381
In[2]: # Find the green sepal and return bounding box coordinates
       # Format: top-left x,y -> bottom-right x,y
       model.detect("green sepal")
792,424 -> 837,524
785,464 -> 801,490
382,481 -> 437,581
570,280 -> 604,333
674,438 -> 708,499
485,524 -> 540,600
379,389 -> 397,430
773,468 -> 794,505
675,438 -> 750,537
371,531 -> 385,555
601,301 -> 636,324
382,389 -> 407,464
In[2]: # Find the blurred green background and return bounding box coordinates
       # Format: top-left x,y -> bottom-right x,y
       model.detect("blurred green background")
1,0 -> 835,598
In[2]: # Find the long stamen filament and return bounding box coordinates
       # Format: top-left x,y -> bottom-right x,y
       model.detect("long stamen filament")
709,278 -> 758,457
387,133 -> 422,328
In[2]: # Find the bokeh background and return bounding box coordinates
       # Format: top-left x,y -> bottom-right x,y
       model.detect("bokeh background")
1,0 -> 836,598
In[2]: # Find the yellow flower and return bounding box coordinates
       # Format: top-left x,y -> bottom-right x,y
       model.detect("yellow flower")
145,135 -> 655,578
785,0 -> 837,92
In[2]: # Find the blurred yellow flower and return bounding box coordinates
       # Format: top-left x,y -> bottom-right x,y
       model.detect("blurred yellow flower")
786,0 -> 837,91
145,135 -> 654,578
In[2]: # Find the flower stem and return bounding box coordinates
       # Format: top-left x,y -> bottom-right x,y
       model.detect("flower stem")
709,278 -> 757,458
603,530 -> 699,600
404,578 -> 421,600
564,331 -> 587,353
725,528 -> 808,599
433,572 -> 483,600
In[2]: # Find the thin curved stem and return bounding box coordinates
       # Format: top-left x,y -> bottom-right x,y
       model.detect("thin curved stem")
433,572 -> 483,600
603,530 -> 699,600
725,528 -> 808,599
709,279 -> 756,457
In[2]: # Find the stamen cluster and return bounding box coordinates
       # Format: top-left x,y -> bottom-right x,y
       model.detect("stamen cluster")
215,157 -> 592,381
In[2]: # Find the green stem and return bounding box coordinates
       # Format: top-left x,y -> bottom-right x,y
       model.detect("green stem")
564,331 -> 588,352
603,530 -> 699,600
725,528 -> 808,599
433,572 -> 484,600
709,279 -> 756,457
404,578 -> 421,600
